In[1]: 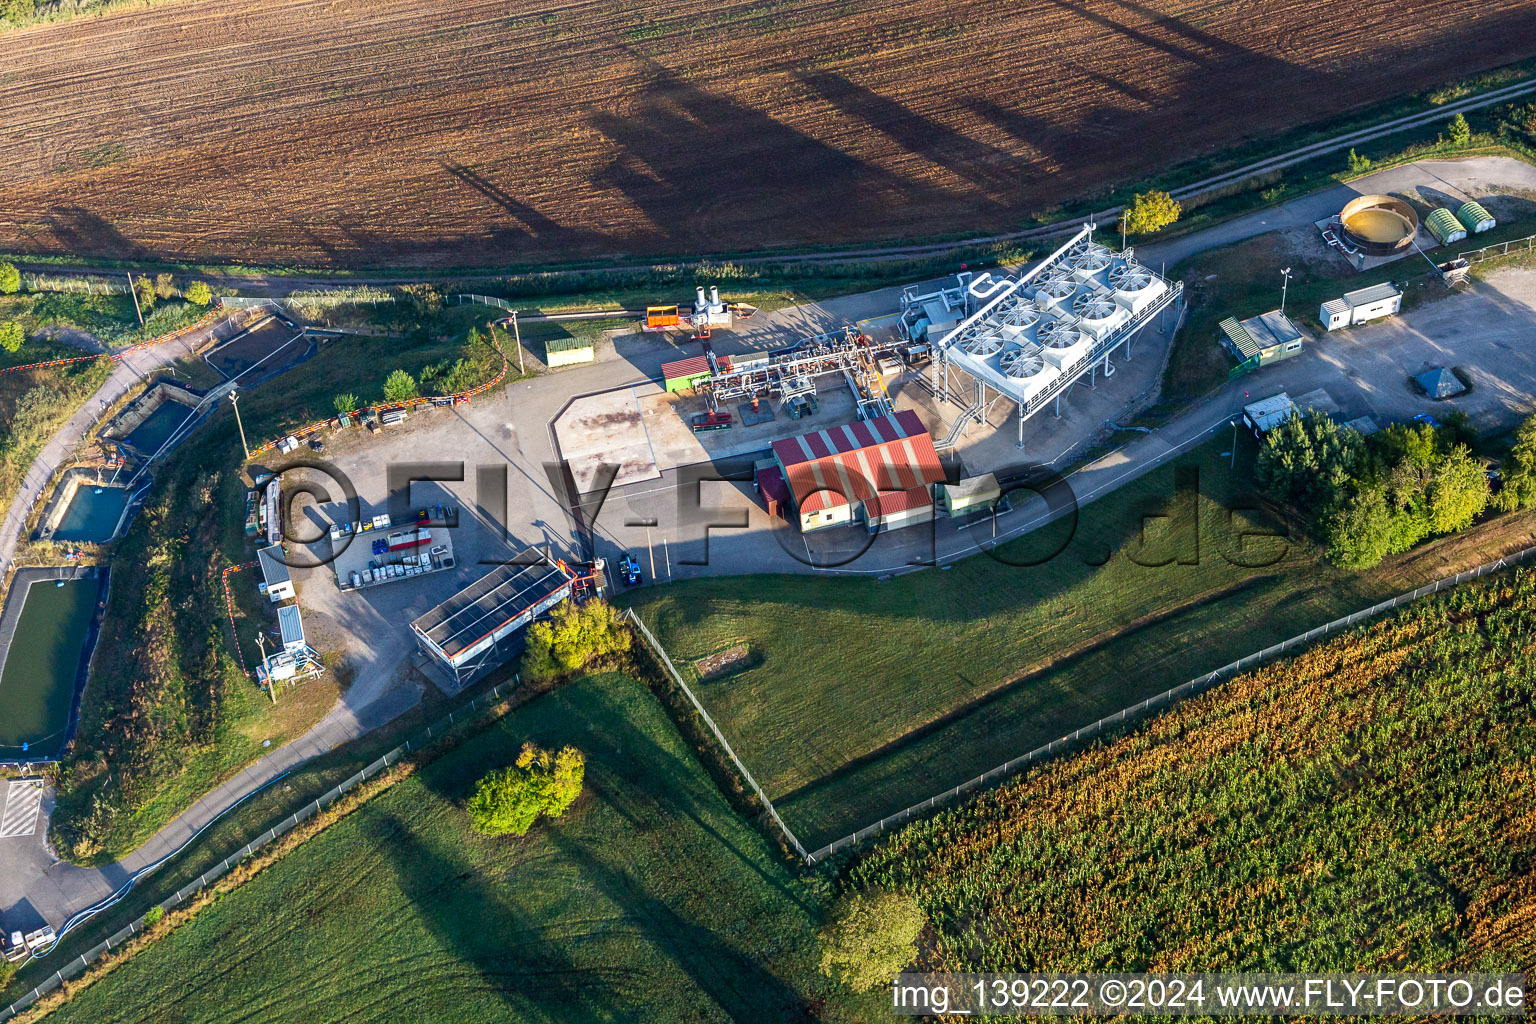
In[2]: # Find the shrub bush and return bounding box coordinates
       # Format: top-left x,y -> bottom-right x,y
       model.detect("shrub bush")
1259,414 -> 1489,569
817,890 -> 926,992
381,369 -> 417,403
1119,189 -> 1180,237
467,743 -> 585,836
183,281 -> 212,306
522,599 -> 630,681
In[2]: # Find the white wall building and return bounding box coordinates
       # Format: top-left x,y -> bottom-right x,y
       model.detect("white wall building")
1321,282 -> 1402,331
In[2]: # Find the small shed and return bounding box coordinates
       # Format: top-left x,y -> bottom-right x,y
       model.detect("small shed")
661,353 -> 711,393
941,474 -> 1001,516
1321,282 -> 1402,330
1415,367 -> 1467,399
1242,393 -> 1297,434
1220,311 -> 1304,369
257,545 -> 295,603
1456,200 -> 1496,234
1425,208 -> 1467,246
544,335 -> 595,368
277,604 -> 306,652
1344,415 -> 1380,437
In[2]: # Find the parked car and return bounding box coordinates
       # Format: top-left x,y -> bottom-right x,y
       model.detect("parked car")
1414,413 -> 1442,429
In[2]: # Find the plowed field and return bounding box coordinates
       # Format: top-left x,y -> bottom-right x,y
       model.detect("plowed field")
1,0 -> 1533,269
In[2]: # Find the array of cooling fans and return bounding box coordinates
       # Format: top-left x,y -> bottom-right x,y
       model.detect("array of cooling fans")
953,241 -> 1155,381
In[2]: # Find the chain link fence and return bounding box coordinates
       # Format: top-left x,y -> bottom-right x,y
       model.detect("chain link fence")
19,273 -> 129,295
452,293 -> 515,312
803,545 -> 1536,862
1458,232 -> 1536,265
0,677 -> 520,1022
625,610 -> 809,861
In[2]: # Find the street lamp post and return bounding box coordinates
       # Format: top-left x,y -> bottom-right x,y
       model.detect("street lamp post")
229,388 -> 250,460
511,311 -> 525,377
1280,267 -> 1293,315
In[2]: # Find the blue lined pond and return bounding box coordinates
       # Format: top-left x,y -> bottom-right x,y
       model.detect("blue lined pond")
52,485 -> 132,543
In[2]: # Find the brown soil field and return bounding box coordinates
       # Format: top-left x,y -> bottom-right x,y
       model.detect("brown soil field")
0,0 -> 1533,269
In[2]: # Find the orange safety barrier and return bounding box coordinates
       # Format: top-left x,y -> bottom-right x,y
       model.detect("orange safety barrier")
222,560 -> 259,679
0,308 -> 225,376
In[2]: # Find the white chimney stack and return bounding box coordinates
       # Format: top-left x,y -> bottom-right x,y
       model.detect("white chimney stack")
696,286 -> 706,309
710,286 -> 721,309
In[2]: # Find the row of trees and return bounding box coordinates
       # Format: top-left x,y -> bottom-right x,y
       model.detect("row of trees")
333,329 -> 502,415
132,273 -> 212,311
1257,411 -> 1490,568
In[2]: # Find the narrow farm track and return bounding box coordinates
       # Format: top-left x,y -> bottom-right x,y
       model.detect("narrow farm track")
0,0 -> 1533,268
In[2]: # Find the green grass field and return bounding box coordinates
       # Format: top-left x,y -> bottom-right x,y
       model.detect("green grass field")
44,674 -> 860,1024
852,565 -> 1536,971
626,435 -> 1536,850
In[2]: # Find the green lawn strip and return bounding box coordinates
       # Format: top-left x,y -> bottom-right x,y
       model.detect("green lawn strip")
625,434 -> 1536,851
0,359 -> 112,524
41,674 -> 837,1024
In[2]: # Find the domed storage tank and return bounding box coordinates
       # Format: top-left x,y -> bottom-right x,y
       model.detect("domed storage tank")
1425,207 -> 1467,246
1456,200 -> 1496,234
1339,195 -> 1418,256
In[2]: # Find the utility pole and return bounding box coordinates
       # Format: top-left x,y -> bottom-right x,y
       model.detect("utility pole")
1280,267 -> 1293,315
126,273 -> 144,327
511,312 -> 525,377
229,388 -> 250,460
255,633 -> 276,704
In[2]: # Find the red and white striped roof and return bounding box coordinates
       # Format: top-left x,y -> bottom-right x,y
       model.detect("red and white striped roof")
862,485 -> 935,520
773,411 -> 943,514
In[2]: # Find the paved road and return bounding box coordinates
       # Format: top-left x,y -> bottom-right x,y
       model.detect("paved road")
5,153 -> 1534,936
0,682 -> 418,930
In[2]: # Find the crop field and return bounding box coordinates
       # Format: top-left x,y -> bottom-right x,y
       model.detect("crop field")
627,436 -> 1536,850
853,565 -> 1536,971
2,0 -> 1534,268
41,674 -> 857,1024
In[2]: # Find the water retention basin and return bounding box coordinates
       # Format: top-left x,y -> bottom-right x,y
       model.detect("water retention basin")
0,567 -> 108,761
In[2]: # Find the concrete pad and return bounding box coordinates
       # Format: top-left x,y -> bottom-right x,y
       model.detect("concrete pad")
553,387 -> 661,491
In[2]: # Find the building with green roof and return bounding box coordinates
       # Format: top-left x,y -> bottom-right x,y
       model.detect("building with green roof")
544,334 -> 595,368
1456,200 -> 1495,234
1425,207 -> 1467,246
1219,311 -> 1304,371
